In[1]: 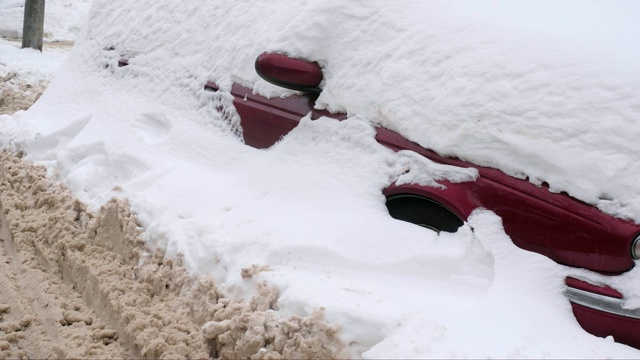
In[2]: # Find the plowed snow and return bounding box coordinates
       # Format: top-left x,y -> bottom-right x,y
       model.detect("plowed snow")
0,40 -> 72,115
0,71 -> 45,115
0,151 -> 348,359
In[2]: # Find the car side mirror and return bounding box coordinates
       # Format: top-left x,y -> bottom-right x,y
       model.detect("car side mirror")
255,53 -> 323,95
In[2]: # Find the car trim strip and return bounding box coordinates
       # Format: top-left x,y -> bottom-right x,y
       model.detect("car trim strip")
566,286 -> 640,320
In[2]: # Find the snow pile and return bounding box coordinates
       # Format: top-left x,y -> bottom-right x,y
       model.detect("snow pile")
265,0 -> 640,221
0,151 -> 348,358
1,0 -> 640,358
0,0 -> 91,41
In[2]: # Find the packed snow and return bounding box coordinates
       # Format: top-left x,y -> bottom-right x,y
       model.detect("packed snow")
2,0 -> 640,358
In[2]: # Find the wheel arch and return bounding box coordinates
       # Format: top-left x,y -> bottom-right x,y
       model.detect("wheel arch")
383,181 -> 479,222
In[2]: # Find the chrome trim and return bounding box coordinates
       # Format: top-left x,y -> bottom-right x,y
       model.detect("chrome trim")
632,234 -> 640,260
566,287 -> 640,320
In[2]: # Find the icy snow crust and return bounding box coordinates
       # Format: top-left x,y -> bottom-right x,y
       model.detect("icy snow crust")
2,0 -> 640,358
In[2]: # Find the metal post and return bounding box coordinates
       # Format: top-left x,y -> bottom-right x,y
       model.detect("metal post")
22,0 -> 45,51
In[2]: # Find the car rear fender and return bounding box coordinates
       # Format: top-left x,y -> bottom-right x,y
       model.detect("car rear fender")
383,181 -> 478,223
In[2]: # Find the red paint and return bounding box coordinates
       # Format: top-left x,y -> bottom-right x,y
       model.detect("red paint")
571,302 -> 640,349
255,53 -> 323,93
565,277 -> 623,299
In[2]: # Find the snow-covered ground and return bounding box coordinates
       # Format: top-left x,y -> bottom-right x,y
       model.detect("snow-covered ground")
0,0 -> 91,40
2,0 -> 640,358
0,38 -> 70,114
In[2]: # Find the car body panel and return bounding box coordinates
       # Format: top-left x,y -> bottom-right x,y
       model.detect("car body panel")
205,80 -> 639,274
571,303 -> 640,348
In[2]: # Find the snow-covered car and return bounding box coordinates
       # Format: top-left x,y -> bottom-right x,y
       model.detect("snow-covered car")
202,52 -> 640,349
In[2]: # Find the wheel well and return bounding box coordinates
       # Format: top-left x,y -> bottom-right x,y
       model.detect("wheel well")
385,193 -> 464,233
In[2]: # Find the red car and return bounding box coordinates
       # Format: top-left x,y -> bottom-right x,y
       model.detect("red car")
202,53 -> 640,349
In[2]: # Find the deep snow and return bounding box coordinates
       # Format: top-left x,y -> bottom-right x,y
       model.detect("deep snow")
2,0 -> 640,358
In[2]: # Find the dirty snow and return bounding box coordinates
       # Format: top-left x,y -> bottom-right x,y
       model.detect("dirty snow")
0,151 -> 347,358
0,39 -> 70,114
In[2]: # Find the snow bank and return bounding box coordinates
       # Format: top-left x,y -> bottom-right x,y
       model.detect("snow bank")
2,0 -> 640,358
0,151 -> 348,358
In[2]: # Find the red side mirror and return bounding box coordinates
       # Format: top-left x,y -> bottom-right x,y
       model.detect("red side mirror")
255,53 -> 323,95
